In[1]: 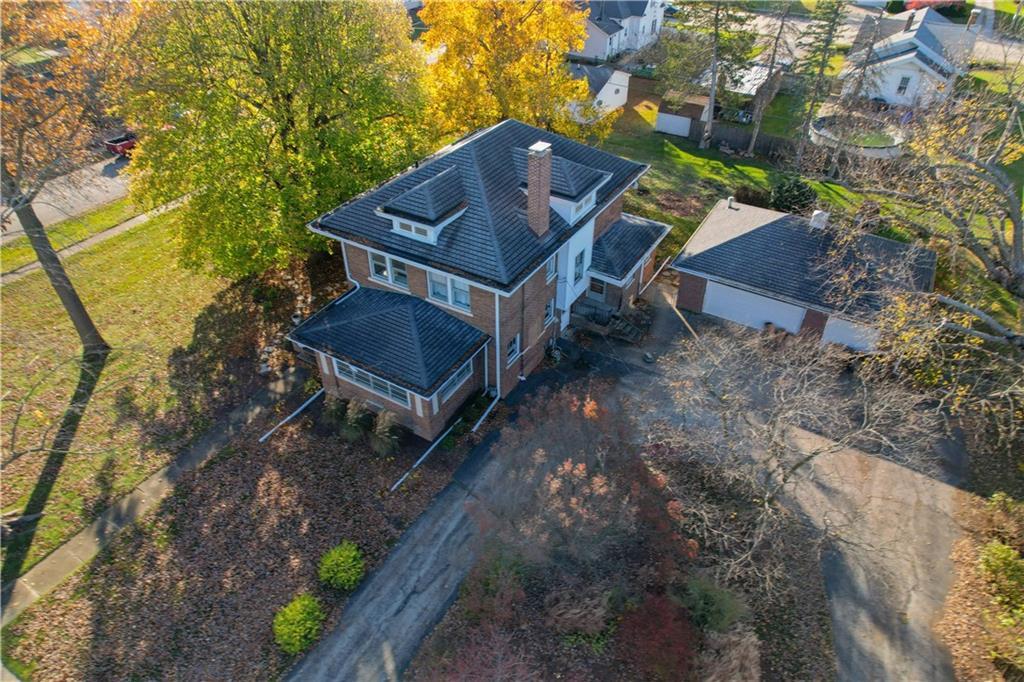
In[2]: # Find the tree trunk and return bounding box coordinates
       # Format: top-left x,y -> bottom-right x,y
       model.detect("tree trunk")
747,6 -> 790,156
700,3 -> 721,150
15,202 -> 109,354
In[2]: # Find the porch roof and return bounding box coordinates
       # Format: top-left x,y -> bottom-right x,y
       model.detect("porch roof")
590,213 -> 670,281
289,287 -> 488,395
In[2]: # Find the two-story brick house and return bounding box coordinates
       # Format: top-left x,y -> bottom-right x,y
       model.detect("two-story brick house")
289,119 -> 669,440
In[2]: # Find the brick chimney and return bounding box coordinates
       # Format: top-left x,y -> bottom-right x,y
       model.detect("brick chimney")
527,140 -> 552,237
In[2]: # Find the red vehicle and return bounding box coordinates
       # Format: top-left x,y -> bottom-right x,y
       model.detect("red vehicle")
103,132 -> 136,157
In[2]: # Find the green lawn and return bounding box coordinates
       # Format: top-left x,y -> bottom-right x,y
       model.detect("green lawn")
760,92 -> 807,139
2,198 -> 141,272
0,208 -> 320,583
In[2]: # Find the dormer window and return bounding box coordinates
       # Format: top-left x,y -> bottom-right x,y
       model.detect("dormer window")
573,192 -> 596,220
377,166 -> 468,246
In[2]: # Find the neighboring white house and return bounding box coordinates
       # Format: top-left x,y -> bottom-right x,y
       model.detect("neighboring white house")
569,62 -> 630,116
654,91 -> 710,138
840,7 -> 978,107
671,199 -> 937,352
578,0 -> 666,61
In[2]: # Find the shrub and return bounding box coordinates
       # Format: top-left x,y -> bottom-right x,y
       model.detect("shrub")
885,0 -> 905,13
369,411 -> 400,456
319,541 -> 366,590
732,184 -> 771,209
769,176 -> 817,215
340,399 -> 373,442
674,576 -> 747,633
273,593 -> 325,655
463,552 -> 526,628
616,594 -> 698,681
979,540 -> 1024,626
695,623 -> 762,682
545,584 -> 610,635
322,396 -> 348,427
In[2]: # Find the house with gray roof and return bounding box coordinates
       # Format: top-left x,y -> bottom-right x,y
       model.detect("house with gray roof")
671,198 -> 936,351
840,7 -> 978,107
569,62 -> 631,115
290,119 -> 669,439
577,0 -> 666,61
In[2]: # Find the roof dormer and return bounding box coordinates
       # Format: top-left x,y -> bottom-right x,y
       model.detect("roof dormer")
376,166 -> 468,244
512,145 -> 611,227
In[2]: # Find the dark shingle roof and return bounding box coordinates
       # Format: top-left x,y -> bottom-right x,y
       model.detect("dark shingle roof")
315,119 -> 646,291
672,200 -> 937,317
569,63 -> 615,95
511,148 -> 612,201
289,287 -> 487,395
589,16 -> 624,34
591,213 -> 670,280
379,166 -> 467,225
588,0 -> 649,20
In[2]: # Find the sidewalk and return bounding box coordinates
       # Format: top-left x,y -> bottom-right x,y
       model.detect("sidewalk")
1,197 -> 185,284
0,366 -> 309,629
2,157 -> 129,244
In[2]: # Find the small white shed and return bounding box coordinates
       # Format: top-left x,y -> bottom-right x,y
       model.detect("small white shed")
655,92 -> 710,138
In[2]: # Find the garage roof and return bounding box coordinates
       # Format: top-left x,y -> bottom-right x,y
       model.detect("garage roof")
671,199 -> 937,316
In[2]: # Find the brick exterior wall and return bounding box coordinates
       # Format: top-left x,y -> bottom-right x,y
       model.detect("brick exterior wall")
799,309 -> 828,337
593,195 -> 625,240
676,271 -> 707,312
498,264 -> 558,398
316,350 -> 484,440
527,144 -> 552,237
640,254 -> 656,287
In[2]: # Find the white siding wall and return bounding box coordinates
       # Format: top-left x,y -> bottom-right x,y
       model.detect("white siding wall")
581,22 -> 612,59
849,61 -> 948,107
655,112 -> 691,137
822,316 -> 880,352
557,218 -> 597,329
595,72 -> 630,111
701,281 -> 807,334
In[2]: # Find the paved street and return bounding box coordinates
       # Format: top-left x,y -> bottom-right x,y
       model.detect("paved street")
1,156 -> 129,244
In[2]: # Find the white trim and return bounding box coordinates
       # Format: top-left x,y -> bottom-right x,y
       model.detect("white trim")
341,242 -> 352,279
505,333 -> 521,367
493,291 -> 502,395
414,394 -> 424,417
332,357 -> 412,408
438,358 -> 473,403
368,251 -> 410,290
483,338 -> 489,388
545,255 -> 557,283
427,270 -> 473,314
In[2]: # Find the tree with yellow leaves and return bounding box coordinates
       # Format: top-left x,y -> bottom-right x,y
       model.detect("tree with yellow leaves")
1,2 -> 145,354
420,0 -> 616,142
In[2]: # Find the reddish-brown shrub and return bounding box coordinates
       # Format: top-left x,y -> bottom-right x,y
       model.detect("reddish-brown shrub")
461,554 -> 525,628
544,583 -> 609,635
422,626 -> 540,682
616,594 -> 698,681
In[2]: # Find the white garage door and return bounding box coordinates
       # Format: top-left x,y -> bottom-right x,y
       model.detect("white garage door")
822,317 -> 879,352
655,112 -> 691,137
702,281 -> 807,334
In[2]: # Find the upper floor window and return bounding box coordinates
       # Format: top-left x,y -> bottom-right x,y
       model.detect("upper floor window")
428,271 -> 471,312
544,297 -> 556,325
573,192 -> 595,221
545,256 -> 557,282
897,76 -> 911,96
396,221 -> 431,240
574,250 -> 585,284
370,253 -> 408,289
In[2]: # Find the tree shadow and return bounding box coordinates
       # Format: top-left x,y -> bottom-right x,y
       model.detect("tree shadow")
1,347 -> 109,587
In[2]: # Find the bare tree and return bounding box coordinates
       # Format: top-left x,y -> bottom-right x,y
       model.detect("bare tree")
746,5 -> 796,155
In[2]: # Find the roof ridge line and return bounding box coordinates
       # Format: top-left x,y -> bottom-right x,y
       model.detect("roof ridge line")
469,137 -> 512,284
405,298 -> 431,387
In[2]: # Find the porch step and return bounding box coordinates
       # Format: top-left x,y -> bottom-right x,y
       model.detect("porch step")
609,316 -> 643,344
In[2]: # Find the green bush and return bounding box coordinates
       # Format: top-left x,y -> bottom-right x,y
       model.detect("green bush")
980,540 -> 1024,627
674,576 -> 748,633
323,396 -> 348,427
319,541 -> 366,590
273,593 -> 325,655
340,399 -> 373,442
769,176 -> 817,215
885,0 -> 905,13
369,411 -> 400,456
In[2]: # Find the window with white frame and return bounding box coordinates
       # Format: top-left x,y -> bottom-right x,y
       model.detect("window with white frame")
544,297 -> 556,324
545,256 -> 557,282
396,221 -> 431,240
506,334 -> 521,364
428,271 -> 471,312
439,359 -> 473,402
896,76 -> 911,96
332,358 -> 410,407
369,253 -> 408,289
574,250 -> 585,284
572,192 -> 595,221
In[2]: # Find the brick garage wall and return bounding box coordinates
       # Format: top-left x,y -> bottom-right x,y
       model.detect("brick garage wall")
316,350 -> 485,440
498,265 -> 557,397
675,271 -> 706,312
799,309 -> 827,337
593,195 -> 625,240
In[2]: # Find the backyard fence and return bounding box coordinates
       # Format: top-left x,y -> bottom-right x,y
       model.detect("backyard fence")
687,120 -> 796,161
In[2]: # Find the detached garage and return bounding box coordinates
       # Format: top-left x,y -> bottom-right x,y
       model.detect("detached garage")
671,198 -> 937,352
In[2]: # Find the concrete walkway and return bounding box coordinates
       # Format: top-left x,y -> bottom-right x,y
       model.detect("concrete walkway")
0,366 -> 308,629
1,197 -> 186,285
